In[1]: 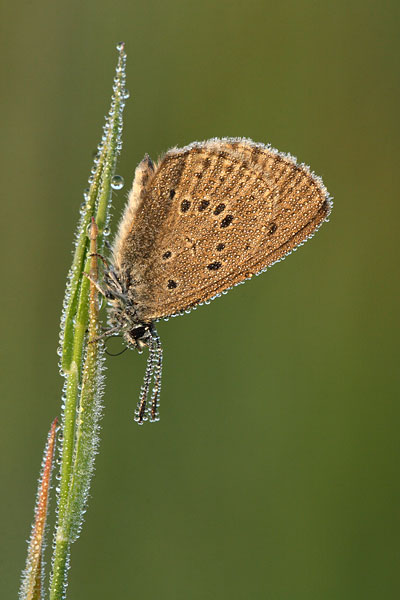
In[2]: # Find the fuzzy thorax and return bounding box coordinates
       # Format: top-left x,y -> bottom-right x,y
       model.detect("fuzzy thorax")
104,268 -> 152,351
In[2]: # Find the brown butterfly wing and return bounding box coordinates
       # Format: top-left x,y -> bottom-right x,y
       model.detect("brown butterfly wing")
113,138 -> 331,322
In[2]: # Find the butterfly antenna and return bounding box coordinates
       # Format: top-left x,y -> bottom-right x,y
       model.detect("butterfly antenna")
134,345 -> 156,424
147,329 -> 163,423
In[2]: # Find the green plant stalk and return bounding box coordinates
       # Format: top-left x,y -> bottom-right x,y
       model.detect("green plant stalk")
64,221 -> 103,543
50,233 -> 102,599
49,43 -> 127,600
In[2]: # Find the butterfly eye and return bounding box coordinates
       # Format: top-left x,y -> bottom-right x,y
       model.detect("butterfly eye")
130,326 -> 148,341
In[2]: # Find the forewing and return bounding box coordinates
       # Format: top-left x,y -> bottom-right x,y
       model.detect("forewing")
117,138 -> 331,321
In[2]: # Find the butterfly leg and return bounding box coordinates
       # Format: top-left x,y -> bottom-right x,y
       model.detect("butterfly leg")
82,271 -> 109,297
88,326 -> 121,344
89,252 -> 111,270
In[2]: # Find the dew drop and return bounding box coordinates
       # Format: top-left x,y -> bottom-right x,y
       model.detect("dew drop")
111,175 -> 124,190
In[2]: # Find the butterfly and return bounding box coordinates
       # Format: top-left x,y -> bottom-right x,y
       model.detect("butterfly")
91,138 -> 331,423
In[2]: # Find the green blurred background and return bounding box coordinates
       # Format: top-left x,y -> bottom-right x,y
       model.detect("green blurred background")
1,1 -> 399,598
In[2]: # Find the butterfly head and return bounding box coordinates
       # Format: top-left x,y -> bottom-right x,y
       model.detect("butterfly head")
106,296 -> 151,352
124,323 -> 153,351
